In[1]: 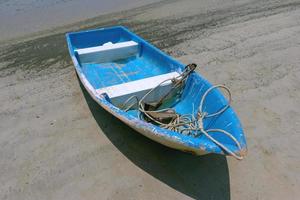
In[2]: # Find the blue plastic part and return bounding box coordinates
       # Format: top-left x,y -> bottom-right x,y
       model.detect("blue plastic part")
66,26 -> 247,157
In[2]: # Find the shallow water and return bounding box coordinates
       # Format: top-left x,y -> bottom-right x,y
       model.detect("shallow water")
0,0 -> 160,41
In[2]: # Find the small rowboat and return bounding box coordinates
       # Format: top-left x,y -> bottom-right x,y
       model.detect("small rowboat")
66,26 -> 247,159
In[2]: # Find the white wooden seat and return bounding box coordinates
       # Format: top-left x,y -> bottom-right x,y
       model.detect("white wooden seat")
76,41 -> 139,63
96,72 -> 180,106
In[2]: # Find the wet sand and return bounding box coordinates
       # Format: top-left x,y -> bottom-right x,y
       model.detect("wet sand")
0,0 -> 161,41
1,0 -> 300,199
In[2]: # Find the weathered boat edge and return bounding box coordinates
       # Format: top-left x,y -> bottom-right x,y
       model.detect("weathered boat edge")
65,26 -> 248,157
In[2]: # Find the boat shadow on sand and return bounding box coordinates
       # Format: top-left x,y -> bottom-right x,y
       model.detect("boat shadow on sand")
79,80 -> 230,200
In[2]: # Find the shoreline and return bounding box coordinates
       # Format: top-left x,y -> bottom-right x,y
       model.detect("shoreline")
0,0 -> 162,43
0,0 -> 175,46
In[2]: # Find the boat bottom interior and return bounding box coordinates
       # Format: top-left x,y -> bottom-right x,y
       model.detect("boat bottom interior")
76,40 -> 184,111
76,40 -> 235,139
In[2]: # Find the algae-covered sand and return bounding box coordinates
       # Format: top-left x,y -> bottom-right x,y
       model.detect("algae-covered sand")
1,0 -> 300,199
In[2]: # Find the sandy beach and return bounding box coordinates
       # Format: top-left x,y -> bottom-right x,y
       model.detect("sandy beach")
1,0 -> 300,199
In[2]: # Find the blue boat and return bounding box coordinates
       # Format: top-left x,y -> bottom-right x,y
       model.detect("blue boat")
66,26 -> 247,159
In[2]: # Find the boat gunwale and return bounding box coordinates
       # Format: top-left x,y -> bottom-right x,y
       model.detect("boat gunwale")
65,26 -> 247,156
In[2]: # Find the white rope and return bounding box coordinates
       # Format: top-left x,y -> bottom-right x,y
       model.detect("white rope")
201,129 -> 244,160
121,68 -> 244,160
197,84 -> 244,160
199,85 -> 232,118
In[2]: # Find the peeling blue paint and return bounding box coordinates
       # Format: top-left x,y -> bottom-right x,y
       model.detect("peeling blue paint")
66,26 -> 247,157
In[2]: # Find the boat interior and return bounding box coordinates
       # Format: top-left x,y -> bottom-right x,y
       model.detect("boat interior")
69,27 -> 184,109
67,27 -> 244,150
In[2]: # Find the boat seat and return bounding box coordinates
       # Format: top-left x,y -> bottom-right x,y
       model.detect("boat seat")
76,41 -> 139,63
96,72 -> 180,107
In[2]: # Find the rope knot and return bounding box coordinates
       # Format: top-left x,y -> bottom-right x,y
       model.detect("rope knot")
197,111 -> 207,120
196,111 -> 205,130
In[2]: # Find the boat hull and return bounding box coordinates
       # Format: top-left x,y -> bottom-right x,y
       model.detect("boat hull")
77,70 -> 210,155
66,26 -> 247,157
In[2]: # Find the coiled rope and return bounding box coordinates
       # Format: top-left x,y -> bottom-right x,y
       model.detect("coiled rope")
121,65 -> 244,160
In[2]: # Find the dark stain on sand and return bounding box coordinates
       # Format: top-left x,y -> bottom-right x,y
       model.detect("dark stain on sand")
1,0 -> 299,79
